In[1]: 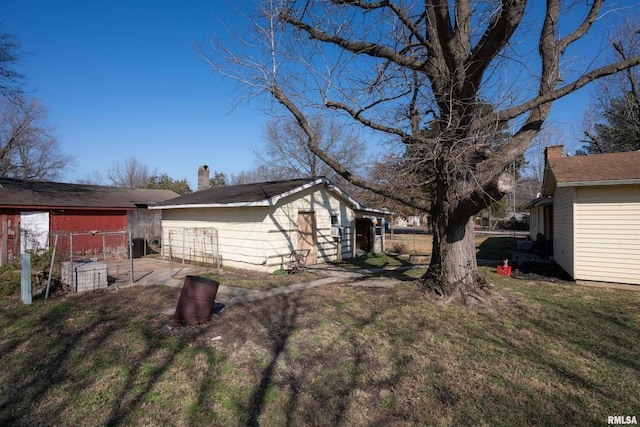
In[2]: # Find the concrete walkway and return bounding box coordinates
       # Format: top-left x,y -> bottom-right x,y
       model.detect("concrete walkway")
133,258 -> 416,315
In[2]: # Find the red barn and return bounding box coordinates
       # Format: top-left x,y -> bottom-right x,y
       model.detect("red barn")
0,177 -> 178,265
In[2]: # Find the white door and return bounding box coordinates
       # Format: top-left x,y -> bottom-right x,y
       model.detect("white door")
20,212 -> 50,253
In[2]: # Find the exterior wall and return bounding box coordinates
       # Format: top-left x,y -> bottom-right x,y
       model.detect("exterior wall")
553,187 -> 575,278
528,205 -> 544,240
573,185 -> 640,285
1,208 -> 129,264
128,209 -> 163,242
267,186 -> 356,268
160,186 -> 357,272
50,209 -> 128,233
161,206 -> 270,271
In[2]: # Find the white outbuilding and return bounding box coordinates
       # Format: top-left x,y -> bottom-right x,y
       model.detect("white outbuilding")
150,177 -> 391,272
529,146 -> 640,286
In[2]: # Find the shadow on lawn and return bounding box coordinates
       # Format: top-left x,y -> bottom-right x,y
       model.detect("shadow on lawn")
476,237 -> 518,261
338,253 -> 422,282
234,288 -> 417,426
0,286 -> 223,426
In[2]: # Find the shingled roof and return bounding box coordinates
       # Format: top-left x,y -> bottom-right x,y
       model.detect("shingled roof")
0,177 -> 179,209
543,151 -> 640,196
151,177 -> 391,215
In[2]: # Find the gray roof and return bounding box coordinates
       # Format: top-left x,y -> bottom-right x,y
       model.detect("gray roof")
0,177 -> 180,209
156,177 -> 320,207
152,177 -> 393,215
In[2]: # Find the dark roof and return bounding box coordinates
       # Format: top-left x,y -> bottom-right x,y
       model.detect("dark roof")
156,177 -> 329,207
154,176 -> 394,216
0,177 -> 179,209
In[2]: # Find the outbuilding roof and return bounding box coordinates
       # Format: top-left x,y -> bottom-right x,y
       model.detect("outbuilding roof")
151,176 -> 392,215
542,151 -> 640,196
0,177 -> 179,209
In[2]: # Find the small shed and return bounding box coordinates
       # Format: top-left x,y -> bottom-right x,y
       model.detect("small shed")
151,177 -> 392,272
530,146 -> 640,286
0,177 -> 178,265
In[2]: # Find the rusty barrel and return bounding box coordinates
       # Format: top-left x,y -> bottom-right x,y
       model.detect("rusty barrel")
173,275 -> 220,325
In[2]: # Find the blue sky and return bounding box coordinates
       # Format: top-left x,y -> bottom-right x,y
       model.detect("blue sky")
4,0 -> 261,187
3,1 -> 637,188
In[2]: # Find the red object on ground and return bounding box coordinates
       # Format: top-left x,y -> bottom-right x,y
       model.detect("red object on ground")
496,265 -> 512,276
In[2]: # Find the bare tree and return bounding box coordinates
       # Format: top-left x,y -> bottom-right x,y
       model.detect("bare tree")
581,18 -> 640,154
205,1 -> 640,301
107,157 -> 156,188
0,27 -> 23,100
0,97 -> 73,180
257,114 -> 368,180
229,165 -> 285,185
76,169 -> 106,185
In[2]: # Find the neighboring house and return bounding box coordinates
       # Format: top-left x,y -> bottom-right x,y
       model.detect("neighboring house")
150,177 -> 392,273
528,146 -> 640,286
0,177 -> 179,265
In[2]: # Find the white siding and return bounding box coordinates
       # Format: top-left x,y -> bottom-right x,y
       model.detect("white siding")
553,187 -> 575,278
528,205 -> 544,240
268,186 -> 356,266
160,185 -> 357,272
161,206 -> 272,271
574,185 -> 640,285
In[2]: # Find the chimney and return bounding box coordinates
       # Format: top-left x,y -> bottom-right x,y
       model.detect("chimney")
545,145 -> 564,161
198,165 -> 210,191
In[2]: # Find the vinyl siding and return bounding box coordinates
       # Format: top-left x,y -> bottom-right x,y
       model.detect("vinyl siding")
553,187 -> 575,278
161,206 -> 271,271
574,185 -> 640,285
269,186 -> 356,265
528,205 -> 544,239
160,185 -> 356,272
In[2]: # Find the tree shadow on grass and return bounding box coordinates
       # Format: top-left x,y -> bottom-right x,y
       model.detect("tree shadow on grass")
229,284 -> 424,426
0,286 -> 226,426
476,237 -> 518,261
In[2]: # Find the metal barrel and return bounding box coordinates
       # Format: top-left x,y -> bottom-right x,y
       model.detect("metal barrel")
173,275 -> 220,325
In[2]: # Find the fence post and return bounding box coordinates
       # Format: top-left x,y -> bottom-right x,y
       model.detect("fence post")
21,252 -> 32,305
69,233 -> 74,291
129,232 -> 134,285
45,234 -> 59,299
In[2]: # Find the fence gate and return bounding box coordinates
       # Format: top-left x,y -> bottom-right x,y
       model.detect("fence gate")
165,227 -> 220,278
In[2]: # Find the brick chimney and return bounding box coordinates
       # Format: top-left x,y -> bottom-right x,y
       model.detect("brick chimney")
545,145 -> 564,161
198,165 -> 210,191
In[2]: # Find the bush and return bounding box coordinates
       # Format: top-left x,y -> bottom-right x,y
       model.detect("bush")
389,242 -> 408,254
0,264 -> 21,297
0,249 -> 54,297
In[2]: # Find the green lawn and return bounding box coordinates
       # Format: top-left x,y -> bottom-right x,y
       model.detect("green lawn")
1,264 -> 638,426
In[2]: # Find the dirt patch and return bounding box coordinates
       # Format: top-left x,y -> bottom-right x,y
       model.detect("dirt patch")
511,262 -> 574,284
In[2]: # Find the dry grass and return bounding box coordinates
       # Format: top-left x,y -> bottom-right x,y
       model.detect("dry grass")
386,230 -> 433,254
385,228 -> 512,258
1,260 -> 639,426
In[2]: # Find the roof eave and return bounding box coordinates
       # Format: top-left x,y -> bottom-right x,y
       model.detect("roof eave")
150,201 -> 272,210
267,177 -> 327,206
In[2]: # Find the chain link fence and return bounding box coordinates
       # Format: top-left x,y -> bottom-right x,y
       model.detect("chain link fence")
46,231 -> 133,294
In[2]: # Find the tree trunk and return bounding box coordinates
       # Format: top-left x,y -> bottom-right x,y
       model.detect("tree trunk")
424,214 -> 484,299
